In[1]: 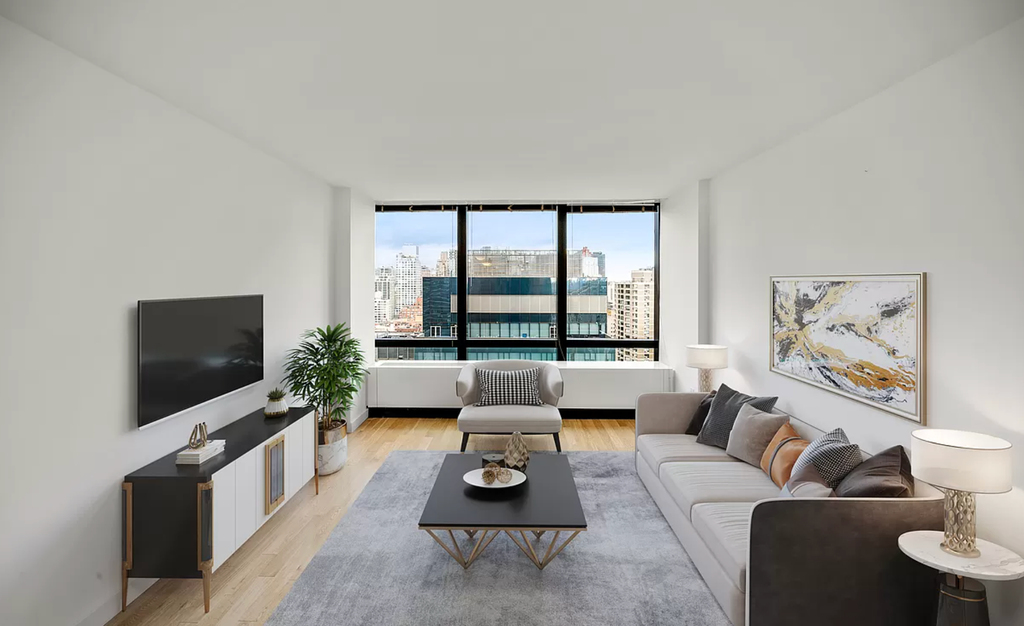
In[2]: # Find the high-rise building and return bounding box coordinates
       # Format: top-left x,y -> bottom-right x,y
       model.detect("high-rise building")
393,245 -> 422,315
609,269 -> 655,360
421,248 -> 609,359
435,250 -> 457,277
374,267 -> 395,326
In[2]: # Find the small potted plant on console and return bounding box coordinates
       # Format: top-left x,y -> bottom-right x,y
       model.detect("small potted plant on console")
283,324 -> 366,475
264,387 -> 289,418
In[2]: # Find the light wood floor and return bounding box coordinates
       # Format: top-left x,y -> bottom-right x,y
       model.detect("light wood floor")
108,418 -> 635,626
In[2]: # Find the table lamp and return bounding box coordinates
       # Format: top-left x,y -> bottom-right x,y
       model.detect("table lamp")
910,429 -> 1012,558
685,345 -> 728,393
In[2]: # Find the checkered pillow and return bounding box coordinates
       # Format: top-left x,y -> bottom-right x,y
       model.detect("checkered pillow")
790,428 -> 862,488
475,368 -> 544,406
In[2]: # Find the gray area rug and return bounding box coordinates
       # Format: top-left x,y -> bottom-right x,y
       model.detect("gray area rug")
268,451 -> 729,626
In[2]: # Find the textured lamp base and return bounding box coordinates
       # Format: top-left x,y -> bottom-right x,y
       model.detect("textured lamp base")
697,369 -> 714,394
942,489 -> 980,558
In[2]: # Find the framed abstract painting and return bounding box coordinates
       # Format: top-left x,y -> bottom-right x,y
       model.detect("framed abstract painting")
770,273 -> 926,423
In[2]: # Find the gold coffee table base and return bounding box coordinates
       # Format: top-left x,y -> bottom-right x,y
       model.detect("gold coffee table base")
421,527 -> 584,570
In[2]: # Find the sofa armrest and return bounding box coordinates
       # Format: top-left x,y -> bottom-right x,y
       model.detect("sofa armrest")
748,497 -> 943,626
635,393 -> 706,437
455,364 -> 478,406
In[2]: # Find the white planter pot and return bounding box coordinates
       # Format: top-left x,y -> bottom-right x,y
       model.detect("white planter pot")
318,425 -> 347,475
264,398 -> 289,417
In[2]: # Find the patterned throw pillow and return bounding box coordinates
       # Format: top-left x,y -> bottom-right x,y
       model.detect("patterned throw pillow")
475,368 -> 544,406
790,428 -> 862,489
696,384 -> 779,449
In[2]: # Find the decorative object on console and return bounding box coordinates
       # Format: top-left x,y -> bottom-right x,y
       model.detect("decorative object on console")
685,344 -> 728,393
790,427 -> 861,489
760,422 -> 810,487
264,388 -> 289,417
725,404 -> 789,467
176,440 -> 225,465
911,429 -> 1012,558
696,384 -> 778,449
188,422 -> 209,449
504,431 -> 530,470
835,445 -> 914,498
684,389 -> 717,436
283,323 -> 366,480
770,273 -> 926,423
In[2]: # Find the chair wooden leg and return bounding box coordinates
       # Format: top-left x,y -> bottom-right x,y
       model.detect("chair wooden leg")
461,432 -> 470,452
553,432 -> 561,452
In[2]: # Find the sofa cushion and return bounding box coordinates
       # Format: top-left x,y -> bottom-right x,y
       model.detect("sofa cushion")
835,445 -> 915,498
457,403 -> 561,433
660,462 -> 780,520
791,428 -> 861,488
637,434 -> 736,472
691,502 -> 753,593
475,367 -> 544,406
760,423 -> 810,487
726,404 -> 789,467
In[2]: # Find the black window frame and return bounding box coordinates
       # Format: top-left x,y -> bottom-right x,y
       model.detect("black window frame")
374,203 -> 660,361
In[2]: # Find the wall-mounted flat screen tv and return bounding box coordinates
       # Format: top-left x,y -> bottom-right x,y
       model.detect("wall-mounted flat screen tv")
137,295 -> 263,428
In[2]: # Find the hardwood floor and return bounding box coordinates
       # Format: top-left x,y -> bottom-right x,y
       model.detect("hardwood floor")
108,418 -> 636,626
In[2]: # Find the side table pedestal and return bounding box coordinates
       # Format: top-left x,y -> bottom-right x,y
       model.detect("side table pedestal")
937,575 -> 988,626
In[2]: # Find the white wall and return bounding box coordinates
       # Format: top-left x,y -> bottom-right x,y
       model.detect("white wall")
703,18 -> 1024,624
0,16 -> 333,626
659,179 -> 710,391
330,188 -> 376,430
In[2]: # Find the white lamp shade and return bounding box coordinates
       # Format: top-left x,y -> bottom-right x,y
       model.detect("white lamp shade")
911,429 -> 1012,494
685,345 -> 728,369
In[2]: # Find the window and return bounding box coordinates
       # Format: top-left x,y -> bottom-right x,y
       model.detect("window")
374,204 -> 658,361
568,210 -> 657,361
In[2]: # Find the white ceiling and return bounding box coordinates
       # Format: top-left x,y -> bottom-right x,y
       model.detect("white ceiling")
2,1 -> 1022,201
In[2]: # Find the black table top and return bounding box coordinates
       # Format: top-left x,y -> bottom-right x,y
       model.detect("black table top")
418,454 -> 587,529
125,406 -> 314,482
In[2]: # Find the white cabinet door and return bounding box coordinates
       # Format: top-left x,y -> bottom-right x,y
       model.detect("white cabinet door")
234,448 -> 257,548
211,464 -> 236,572
286,421 -> 303,499
302,413 -> 315,483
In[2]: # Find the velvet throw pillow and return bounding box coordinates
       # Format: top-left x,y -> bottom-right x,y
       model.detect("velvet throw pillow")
725,404 -> 789,467
790,428 -> 862,489
835,446 -> 915,498
696,384 -> 778,449
475,368 -> 544,406
684,390 -> 717,436
760,423 -> 809,487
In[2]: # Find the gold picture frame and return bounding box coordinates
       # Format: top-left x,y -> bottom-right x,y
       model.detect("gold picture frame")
770,273 -> 926,424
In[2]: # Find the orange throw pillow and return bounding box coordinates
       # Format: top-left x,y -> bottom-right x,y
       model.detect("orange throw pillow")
760,423 -> 810,488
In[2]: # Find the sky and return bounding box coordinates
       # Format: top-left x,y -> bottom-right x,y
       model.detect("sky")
375,211 -> 655,281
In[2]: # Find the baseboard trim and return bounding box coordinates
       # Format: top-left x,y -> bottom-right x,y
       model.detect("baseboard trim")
348,408 -> 369,432
76,578 -> 156,626
368,407 -> 635,420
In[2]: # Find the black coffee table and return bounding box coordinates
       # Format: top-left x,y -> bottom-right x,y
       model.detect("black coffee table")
418,453 -> 587,569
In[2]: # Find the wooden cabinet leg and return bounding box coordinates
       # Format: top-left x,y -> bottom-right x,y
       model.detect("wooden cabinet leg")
202,564 -> 211,613
121,563 -> 128,612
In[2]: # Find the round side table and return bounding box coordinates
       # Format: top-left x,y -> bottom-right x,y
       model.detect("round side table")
899,530 -> 1024,626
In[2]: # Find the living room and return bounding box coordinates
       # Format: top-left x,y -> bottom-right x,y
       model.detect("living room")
1,2 -> 1023,626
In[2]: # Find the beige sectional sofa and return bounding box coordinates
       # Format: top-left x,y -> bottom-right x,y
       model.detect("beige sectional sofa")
635,392 -> 945,626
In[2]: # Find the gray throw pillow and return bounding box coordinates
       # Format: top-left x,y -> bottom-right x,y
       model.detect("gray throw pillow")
696,384 -> 779,449
835,446 -> 914,498
790,428 -> 861,488
725,404 -> 789,467
782,461 -> 836,498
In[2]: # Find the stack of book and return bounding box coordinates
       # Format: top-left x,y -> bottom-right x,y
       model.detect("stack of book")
176,440 -> 226,465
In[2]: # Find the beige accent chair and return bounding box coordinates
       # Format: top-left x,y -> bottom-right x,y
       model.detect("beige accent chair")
456,360 -> 564,452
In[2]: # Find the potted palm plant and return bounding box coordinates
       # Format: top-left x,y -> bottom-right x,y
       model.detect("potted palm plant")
283,324 -> 366,475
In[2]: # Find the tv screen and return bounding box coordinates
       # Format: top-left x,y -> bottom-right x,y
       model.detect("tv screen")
137,295 -> 263,428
